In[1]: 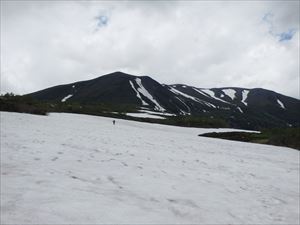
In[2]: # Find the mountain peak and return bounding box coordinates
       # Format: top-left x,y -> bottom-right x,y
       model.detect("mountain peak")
100,71 -> 136,78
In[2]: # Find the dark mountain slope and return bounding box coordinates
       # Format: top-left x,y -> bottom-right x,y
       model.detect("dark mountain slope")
27,71 -> 300,129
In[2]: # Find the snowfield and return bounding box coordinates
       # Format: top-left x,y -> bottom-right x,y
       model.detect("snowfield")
1,112 -> 299,224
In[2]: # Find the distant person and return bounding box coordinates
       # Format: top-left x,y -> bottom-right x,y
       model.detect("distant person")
113,120 -> 116,125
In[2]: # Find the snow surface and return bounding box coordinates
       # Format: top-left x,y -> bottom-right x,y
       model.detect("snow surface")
222,89 -> 236,100
129,80 -> 148,106
277,99 -> 286,109
242,90 -> 249,106
135,78 -> 165,111
126,113 -> 166,119
61,94 -> 73,102
1,112 -> 299,224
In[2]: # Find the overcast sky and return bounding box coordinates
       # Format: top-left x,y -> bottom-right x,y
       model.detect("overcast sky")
1,1 -> 299,98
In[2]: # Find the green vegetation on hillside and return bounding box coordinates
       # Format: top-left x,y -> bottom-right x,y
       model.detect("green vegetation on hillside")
199,128 -> 300,150
0,93 -> 47,115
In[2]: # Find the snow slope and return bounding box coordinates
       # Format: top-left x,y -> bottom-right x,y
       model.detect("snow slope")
1,112 -> 299,224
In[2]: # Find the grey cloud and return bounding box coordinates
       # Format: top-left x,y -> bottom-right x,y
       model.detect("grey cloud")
1,1 -> 299,99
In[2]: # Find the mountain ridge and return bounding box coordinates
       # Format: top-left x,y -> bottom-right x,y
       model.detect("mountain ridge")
27,71 -> 300,129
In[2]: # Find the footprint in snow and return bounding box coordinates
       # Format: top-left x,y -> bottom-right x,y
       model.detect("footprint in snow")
121,162 -> 128,167
107,176 -> 123,189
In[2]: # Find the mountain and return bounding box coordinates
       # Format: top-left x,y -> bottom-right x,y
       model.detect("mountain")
28,71 -> 300,129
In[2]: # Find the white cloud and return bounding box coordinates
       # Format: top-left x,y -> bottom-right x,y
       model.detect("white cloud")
1,1 -> 299,98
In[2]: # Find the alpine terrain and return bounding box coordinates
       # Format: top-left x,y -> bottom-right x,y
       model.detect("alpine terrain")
28,71 -> 300,129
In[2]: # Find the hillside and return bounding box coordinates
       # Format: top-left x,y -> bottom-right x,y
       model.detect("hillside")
26,72 -> 300,130
1,112 -> 299,224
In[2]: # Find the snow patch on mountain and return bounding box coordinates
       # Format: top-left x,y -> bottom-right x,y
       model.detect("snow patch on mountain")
242,90 -> 249,106
135,78 -> 165,112
222,89 -> 236,100
129,81 -> 148,106
61,94 -> 73,102
139,109 -> 176,116
126,113 -> 166,119
277,99 -> 286,109
199,89 -> 231,104
174,96 -> 191,115
170,87 -> 215,109
170,87 -> 199,101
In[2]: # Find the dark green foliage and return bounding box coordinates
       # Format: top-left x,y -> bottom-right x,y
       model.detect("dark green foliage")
161,115 -> 228,128
199,128 -> 300,150
0,93 -> 47,115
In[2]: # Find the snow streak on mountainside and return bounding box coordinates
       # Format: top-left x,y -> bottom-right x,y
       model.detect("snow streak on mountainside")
277,99 -> 286,109
134,78 -> 165,111
129,80 -> 148,106
61,94 -> 73,102
241,90 -> 249,106
1,112 -> 299,224
199,89 -> 231,104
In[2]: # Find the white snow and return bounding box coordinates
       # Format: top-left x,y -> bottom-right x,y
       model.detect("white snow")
129,81 -> 148,106
135,78 -> 165,111
1,112 -> 299,224
199,89 -> 215,98
242,90 -> 249,106
277,99 -> 286,109
237,107 -> 243,113
175,96 -> 191,115
199,89 -> 231,104
170,87 -> 215,108
61,94 -> 73,102
170,87 -> 199,102
222,89 -> 236,100
72,85 -> 75,88
204,102 -> 216,108
138,109 -> 176,116
126,113 -> 166,119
